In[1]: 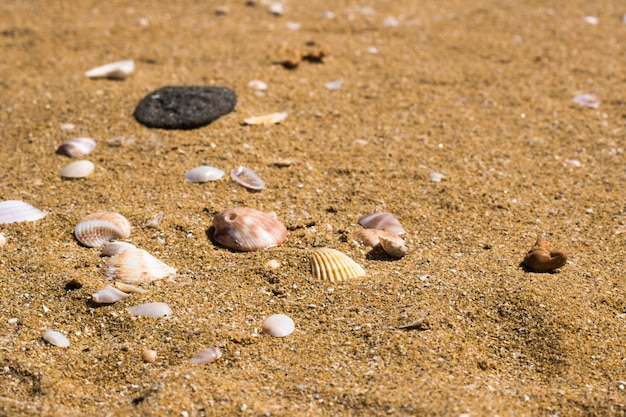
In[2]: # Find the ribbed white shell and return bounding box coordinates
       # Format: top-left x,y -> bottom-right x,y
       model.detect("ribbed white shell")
74,212 -> 131,247
0,200 -> 46,224
101,247 -> 176,283
310,248 -> 365,282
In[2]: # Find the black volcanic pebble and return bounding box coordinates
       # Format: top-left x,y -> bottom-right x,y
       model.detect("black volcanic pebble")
133,86 -> 237,129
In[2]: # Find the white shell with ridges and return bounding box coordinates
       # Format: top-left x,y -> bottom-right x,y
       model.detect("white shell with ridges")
60,160 -> 94,178
190,347 -> 223,364
310,248 -> 365,282
358,212 -> 405,235
43,330 -> 70,347
101,247 -> 176,283
212,207 -> 287,251
262,314 -> 295,337
74,212 -> 131,247
185,166 -> 225,183
56,137 -> 96,158
85,59 -> 135,80
0,200 -> 46,224
129,302 -> 173,317
92,285 -> 129,304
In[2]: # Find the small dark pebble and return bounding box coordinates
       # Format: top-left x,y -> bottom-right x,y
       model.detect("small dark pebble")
133,86 -> 237,130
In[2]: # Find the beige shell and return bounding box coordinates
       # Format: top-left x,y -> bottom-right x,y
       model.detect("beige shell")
243,112 -> 287,125
352,229 -> 401,248
74,212 -> 131,247
310,248 -> 365,282
101,247 -> 176,283
379,236 -> 409,258
60,160 -> 94,178
213,207 -> 287,251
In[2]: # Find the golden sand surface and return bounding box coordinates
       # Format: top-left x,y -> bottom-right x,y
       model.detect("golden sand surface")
1,1 -> 625,415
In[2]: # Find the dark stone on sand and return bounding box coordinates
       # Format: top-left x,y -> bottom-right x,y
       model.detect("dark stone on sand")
133,86 -> 237,129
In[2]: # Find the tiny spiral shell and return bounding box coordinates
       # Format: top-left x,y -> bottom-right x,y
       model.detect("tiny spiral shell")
74,212 -> 131,247
310,248 -> 365,282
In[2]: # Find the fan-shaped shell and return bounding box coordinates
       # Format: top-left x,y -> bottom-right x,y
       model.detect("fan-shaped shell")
74,211 -> 131,247
358,212 -> 405,235
0,200 -> 46,224
56,137 -> 96,158
310,248 -> 365,282
101,247 -> 176,283
212,208 -> 287,251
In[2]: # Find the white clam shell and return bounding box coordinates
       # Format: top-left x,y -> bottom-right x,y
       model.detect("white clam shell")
0,200 -> 46,224
310,248 -> 365,282
262,314 -> 295,337
56,137 -> 96,158
85,59 -> 135,80
102,247 -> 176,283
185,166 -> 225,183
358,212 -> 405,235
230,166 -> 265,190
190,347 -> 223,364
129,302 -> 173,317
60,160 -> 94,178
212,207 -> 287,251
74,212 -> 131,247
243,112 -> 287,125
92,285 -> 129,304
43,330 -> 70,348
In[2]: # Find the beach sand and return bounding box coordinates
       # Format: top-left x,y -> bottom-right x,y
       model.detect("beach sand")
1,0 -> 625,415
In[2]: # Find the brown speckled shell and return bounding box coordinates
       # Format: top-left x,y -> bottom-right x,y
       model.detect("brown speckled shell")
310,248 -> 365,282
212,207 -> 287,251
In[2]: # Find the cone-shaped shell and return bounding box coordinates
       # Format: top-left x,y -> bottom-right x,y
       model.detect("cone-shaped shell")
212,207 -> 287,251
310,248 -> 365,282
74,212 -> 131,247
101,247 -> 176,283
0,200 -> 46,224
358,212 -> 405,235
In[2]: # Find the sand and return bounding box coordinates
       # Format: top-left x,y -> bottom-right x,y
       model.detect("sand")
1,0 -> 625,416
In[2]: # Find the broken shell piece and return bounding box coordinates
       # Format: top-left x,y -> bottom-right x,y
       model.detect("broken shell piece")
190,347 -> 223,364
145,212 -> 164,229
379,236 -> 409,258
92,285 -> 129,304
310,248 -> 365,282
230,166 -> 265,190
324,78 -> 344,90
0,200 -> 46,224
101,241 -> 137,256
243,112 -> 287,125
0,233 -> 5,248
74,212 -> 131,247
522,236 -> 568,273
43,330 -> 70,348
262,314 -> 295,337
185,166 -> 225,183
429,172 -> 445,182
573,94 -> 600,109
56,137 -> 96,158
358,212 -> 405,235
85,59 -> 135,80
352,229 -> 400,248
114,282 -> 149,294
102,247 -> 176,283
129,302 -> 173,317
60,160 -> 94,179
212,207 -> 287,251
248,80 -> 267,90
141,349 -> 157,363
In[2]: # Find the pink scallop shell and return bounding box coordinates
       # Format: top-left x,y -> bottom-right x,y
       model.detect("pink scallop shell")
74,211 -> 131,247
212,207 -> 287,251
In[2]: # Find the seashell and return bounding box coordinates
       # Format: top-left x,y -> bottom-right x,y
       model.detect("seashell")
59,123 -> 75,131
145,212 -> 164,228
114,282 -> 149,294
0,200 -> 46,224
141,349 -> 157,363
230,166 -> 265,190
185,165 -> 225,183
573,94 -> 599,109
379,236 -> 409,258
358,212 -> 405,235
129,302 -> 173,317
429,172 -> 445,182
213,207 -> 287,251
522,236 -> 567,273
102,247 -> 176,283
248,80 -> 267,90
310,248 -> 365,282
85,59 -> 135,80
243,112 -> 287,125
352,229 -> 400,248
262,314 -> 295,337
0,233 -> 5,248
190,347 -> 223,364
43,330 -> 70,348
56,137 -> 96,158
60,160 -> 94,179
100,241 -> 136,256
74,211 -> 131,247
324,78 -> 344,90
92,285 -> 129,304
268,2 -> 284,16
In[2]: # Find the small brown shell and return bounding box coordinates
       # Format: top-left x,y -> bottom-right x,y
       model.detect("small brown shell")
522,236 -> 567,273
74,211 -> 131,247
358,212 -> 405,235
310,248 -> 365,282
212,207 -> 287,251
101,247 -> 176,283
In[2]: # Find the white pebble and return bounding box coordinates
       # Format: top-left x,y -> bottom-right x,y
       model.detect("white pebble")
429,172 -> 445,182
60,160 -> 94,179
583,16 -> 598,25
43,330 -> 70,348
129,302 -> 173,317
262,314 -> 295,337
324,78 -> 344,90
247,80 -> 267,91
268,3 -> 284,16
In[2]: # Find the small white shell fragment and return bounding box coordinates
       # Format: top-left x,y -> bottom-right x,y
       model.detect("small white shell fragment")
268,2 -> 284,15
92,285 -> 129,304
429,172 -> 445,182
0,233 -> 5,248
324,78 -> 344,90
247,80 -> 268,90
583,16 -> 598,25
573,94 -> 600,109
145,212 -> 164,228
262,314 -> 295,337
230,166 -> 265,190
190,347 -> 223,364
60,123 -> 75,131
85,59 -> 135,80
366,46 -> 378,54
141,349 -> 157,363
114,282 -> 149,294
286,21 -> 301,30
100,241 -> 137,256
56,137 -> 96,158
565,159 -> 582,167
43,330 -> 70,348
0,200 -> 47,224
382,16 -> 399,27
243,112 -> 287,125
185,166 -> 225,183
129,302 -> 173,317
60,160 -> 94,179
